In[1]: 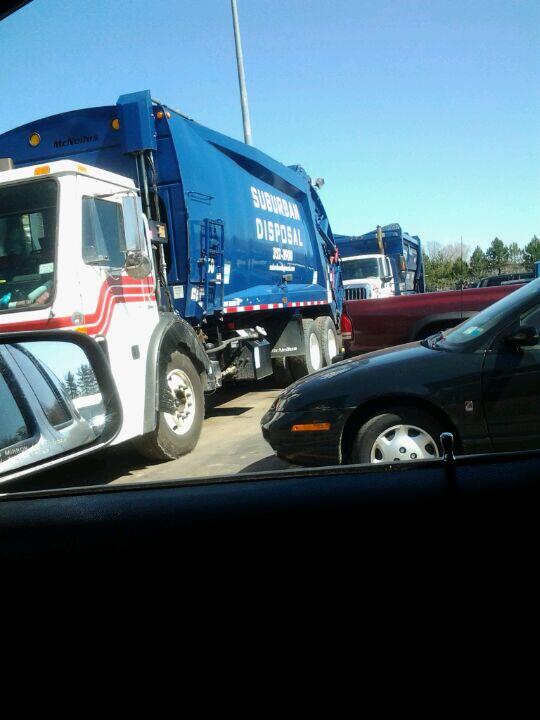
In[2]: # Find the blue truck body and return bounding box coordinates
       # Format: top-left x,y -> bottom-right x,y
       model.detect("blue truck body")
335,224 -> 425,294
0,90 -> 342,324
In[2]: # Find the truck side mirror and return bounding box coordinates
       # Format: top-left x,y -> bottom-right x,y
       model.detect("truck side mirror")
125,250 -> 152,279
504,325 -> 539,348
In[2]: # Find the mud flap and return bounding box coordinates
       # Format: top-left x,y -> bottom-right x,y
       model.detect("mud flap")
269,318 -> 305,359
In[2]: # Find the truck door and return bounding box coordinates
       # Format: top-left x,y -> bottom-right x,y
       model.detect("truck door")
482,302 -> 540,452
77,176 -> 158,443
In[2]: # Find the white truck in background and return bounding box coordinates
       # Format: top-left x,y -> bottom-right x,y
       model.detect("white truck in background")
340,253 -> 394,300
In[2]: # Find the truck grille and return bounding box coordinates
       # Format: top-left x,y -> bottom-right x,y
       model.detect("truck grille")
345,287 -> 368,301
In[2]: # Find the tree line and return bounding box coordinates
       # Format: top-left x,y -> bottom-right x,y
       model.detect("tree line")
424,235 -> 540,291
63,364 -> 100,399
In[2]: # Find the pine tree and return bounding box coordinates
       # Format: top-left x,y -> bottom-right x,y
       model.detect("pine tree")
76,364 -> 99,396
485,238 -> 509,275
507,242 -> 523,268
64,371 -> 79,399
523,235 -> 540,270
469,246 -> 487,281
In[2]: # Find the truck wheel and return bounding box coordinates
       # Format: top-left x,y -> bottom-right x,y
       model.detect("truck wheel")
314,316 -> 339,366
351,407 -> 443,465
135,351 -> 204,461
289,318 -> 323,380
271,357 -> 295,388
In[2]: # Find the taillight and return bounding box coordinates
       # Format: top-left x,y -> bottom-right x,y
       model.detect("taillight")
341,312 -> 353,341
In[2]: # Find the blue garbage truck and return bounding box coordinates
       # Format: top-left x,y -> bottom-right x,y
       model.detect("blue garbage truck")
0,90 -> 343,459
335,224 -> 424,300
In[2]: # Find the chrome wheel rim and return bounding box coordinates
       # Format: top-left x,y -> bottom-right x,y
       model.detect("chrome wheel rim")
327,328 -> 337,360
309,332 -> 322,371
370,424 -> 439,463
164,369 -> 196,435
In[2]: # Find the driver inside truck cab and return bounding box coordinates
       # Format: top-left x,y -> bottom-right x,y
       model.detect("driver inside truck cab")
0,216 -> 30,280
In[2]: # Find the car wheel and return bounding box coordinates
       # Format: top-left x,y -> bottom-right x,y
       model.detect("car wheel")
135,351 -> 204,460
314,316 -> 339,366
289,319 -> 323,380
351,407 -> 444,465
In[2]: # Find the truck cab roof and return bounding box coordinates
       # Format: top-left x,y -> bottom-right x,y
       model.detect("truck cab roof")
0,159 -> 136,189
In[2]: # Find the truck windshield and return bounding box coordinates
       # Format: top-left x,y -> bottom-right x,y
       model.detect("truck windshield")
341,258 -> 381,281
0,179 -> 57,313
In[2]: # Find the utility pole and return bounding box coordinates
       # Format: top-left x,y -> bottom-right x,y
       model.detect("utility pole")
460,235 -> 464,289
230,0 -> 253,145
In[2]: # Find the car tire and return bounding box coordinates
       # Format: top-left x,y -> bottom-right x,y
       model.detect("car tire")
289,319 -> 323,380
135,350 -> 204,461
271,357 -> 295,388
314,316 -> 339,366
351,406 -> 444,465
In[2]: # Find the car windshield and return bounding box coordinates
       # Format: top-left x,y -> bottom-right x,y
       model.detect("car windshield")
435,278 -> 540,348
341,258 -> 381,280
0,180 -> 57,312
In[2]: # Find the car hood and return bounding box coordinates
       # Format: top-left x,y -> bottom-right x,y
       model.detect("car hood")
275,341 -> 475,412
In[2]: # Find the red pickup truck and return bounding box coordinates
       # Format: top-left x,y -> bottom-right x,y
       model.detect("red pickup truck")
342,284 -> 521,356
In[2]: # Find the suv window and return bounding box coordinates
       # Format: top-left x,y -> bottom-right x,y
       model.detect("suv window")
7,345 -> 71,428
82,197 -> 125,268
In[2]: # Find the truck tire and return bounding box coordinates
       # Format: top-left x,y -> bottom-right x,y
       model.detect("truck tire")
289,318 -> 323,380
351,406 -> 444,465
135,351 -> 204,461
314,316 -> 339,366
271,357 -> 295,388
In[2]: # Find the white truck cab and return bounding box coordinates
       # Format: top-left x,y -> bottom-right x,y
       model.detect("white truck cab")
340,253 -> 394,300
0,160 -> 175,450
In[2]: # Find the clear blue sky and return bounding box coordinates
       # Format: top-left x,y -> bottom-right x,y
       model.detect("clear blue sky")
1,0 -> 538,251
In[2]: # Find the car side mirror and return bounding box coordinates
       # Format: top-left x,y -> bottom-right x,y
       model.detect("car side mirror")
0,332 -> 122,485
504,325 -> 539,348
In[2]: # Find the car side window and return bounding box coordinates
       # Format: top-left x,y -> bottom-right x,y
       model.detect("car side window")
521,304 -> 540,330
82,197 -> 125,268
7,345 -> 71,429
0,367 -> 31,453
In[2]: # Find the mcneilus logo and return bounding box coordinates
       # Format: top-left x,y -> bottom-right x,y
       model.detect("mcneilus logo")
53,134 -> 98,149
